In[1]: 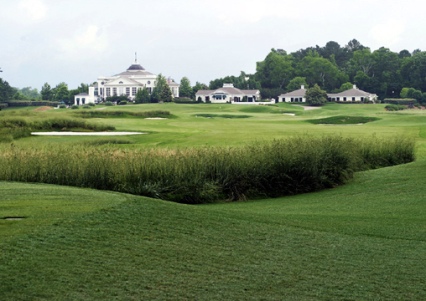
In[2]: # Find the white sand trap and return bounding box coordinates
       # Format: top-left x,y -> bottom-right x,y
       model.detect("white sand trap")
283,113 -> 296,116
145,117 -> 167,120
32,132 -> 145,136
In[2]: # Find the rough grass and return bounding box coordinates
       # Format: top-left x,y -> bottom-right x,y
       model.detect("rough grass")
307,115 -> 381,124
0,135 -> 415,204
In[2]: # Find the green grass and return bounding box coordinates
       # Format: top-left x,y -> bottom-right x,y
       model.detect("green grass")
0,159 -> 425,300
0,102 -> 426,299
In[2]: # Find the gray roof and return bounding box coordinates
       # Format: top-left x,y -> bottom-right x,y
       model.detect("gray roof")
196,87 -> 259,96
331,88 -> 374,97
279,87 -> 307,98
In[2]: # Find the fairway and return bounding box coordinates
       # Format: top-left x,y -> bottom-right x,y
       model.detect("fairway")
0,102 -> 425,300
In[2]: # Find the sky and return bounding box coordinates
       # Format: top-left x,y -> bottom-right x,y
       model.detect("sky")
1,0 -> 425,90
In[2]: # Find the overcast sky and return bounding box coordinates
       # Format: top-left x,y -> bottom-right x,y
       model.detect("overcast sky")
1,0 -> 424,90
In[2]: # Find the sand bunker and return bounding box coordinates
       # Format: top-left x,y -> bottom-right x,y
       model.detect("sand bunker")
31,132 -> 145,136
145,117 -> 167,120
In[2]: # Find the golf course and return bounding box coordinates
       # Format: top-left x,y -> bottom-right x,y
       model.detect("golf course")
1,102 -> 425,300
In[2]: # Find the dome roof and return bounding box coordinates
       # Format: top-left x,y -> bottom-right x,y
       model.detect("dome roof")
127,64 -> 145,71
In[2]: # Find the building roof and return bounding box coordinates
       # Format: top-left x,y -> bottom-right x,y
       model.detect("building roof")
328,85 -> 377,98
196,84 -> 260,96
279,86 -> 307,97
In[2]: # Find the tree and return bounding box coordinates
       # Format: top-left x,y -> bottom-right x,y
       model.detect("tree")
297,51 -> 348,91
336,82 -> 354,93
135,87 -> 151,103
179,77 -> 193,98
286,77 -> 308,91
160,84 -> 173,102
41,83 -> 53,101
255,49 -> 294,89
0,78 -> 14,102
192,82 -> 208,96
151,74 -> 172,103
52,82 -> 70,103
305,84 -> 328,106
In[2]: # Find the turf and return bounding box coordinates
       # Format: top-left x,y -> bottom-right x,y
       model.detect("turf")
1,102 -> 426,299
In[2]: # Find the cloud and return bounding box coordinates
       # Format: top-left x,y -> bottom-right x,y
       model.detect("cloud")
19,0 -> 48,22
56,25 -> 109,61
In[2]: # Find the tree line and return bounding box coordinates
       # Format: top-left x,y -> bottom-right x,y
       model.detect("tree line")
199,39 -> 426,102
2,38 -> 426,103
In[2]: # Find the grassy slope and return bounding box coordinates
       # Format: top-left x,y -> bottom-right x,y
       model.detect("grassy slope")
1,103 -> 426,300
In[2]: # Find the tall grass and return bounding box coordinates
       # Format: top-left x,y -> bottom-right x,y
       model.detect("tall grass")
0,117 -> 115,142
0,135 -> 415,204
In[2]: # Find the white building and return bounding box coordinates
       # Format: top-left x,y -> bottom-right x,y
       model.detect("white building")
278,85 -> 307,103
74,86 -> 96,106
327,85 -> 378,102
74,60 -> 179,105
196,83 -> 261,104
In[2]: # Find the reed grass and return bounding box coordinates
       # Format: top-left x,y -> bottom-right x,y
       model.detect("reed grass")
0,135 -> 415,204
0,117 -> 115,142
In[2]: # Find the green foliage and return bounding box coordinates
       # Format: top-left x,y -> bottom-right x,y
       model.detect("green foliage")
118,101 -> 127,105
134,87 -> 151,104
385,104 -> 406,111
286,77 -> 308,91
40,82 -> 52,101
306,84 -> 328,106
173,97 -> 198,104
105,95 -> 129,103
71,105 -> 79,109
76,110 -> 171,119
5,101 -> 60,107
256,49 -> 294,89
179,77 -> 193,98
105,101 -> 113,106
0,78 -> 14,102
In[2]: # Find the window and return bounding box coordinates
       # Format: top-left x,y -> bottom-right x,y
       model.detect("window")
119,81 -> 123,84
352,97 -> 356,101
132,87 -> 137,95
113,87 -> 117,95
106,88 -> 111,97
343,97 -> 347,101
126,87 -> 130,96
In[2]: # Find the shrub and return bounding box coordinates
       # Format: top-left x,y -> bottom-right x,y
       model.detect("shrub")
118,101 -> 127,105
105,101 -> 114,106
71,105 -> 79,110
58,104 -> 67,109
385,104 -> 406,111
82,105 -> 91,109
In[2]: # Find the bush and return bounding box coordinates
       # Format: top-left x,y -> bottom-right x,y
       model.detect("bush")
88,103 -> 95,106
82,105 -> 91,109
71,105 -> 79,110
118,101 -> 127,105
385,104 -> 406,111
105,101 -> 114,106
58,104 -> 67,109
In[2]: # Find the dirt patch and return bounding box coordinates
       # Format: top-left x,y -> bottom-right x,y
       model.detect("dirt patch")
34,106 -> 53,112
